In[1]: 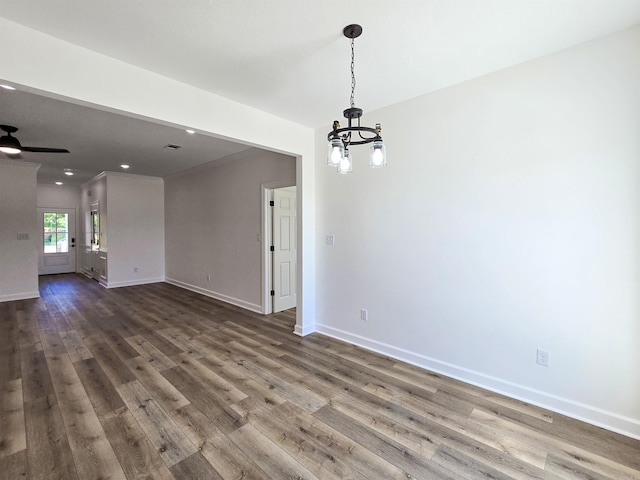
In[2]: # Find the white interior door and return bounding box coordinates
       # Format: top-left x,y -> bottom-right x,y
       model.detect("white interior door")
38,208 -> 76,275
272,188 -> 297,312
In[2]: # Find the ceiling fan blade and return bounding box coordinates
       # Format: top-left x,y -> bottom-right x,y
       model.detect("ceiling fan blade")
21,146 -> 70,153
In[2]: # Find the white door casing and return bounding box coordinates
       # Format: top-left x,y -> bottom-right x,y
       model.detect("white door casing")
38,207 -> 76,275
272,188 -> 297,312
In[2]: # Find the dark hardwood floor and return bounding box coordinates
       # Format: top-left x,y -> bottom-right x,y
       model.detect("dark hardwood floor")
0,274 -> 638,479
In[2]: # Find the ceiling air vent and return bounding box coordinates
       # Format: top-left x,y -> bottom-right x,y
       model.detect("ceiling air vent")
164,144 -> 182,150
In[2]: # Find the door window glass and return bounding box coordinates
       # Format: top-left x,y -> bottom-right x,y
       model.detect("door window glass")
44,213 -> 69,253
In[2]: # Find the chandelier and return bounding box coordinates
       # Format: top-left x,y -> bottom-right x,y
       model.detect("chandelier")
327,24 -> 386,174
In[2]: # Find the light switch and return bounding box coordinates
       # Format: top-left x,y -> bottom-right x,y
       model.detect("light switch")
325,234 -> 335,246
17,233 -> 29,240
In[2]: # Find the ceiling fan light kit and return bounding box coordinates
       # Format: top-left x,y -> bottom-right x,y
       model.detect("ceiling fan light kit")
327,24 -> 386,174
0,133 -> 21,154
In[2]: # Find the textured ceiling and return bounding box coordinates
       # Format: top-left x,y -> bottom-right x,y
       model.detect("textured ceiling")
1,0 -> 639,185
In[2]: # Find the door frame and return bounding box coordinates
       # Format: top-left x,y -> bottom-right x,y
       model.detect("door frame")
261,181 -> 296,314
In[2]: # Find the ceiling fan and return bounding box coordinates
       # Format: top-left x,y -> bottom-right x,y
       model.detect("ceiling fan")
0,125 -> 70,156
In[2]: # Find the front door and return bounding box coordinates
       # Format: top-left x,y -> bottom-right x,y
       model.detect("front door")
272,188 -> 297,312
38,208 -> 76,275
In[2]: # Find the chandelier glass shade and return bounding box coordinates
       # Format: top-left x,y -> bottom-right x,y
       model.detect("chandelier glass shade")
327,24 -> 386,174
338,148 -> 353,174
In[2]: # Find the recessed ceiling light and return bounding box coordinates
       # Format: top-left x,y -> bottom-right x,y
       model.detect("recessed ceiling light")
186,129 -> 195,134
120,164 -> 130,169
0,85 -> 16,90
55,181 -> 63,185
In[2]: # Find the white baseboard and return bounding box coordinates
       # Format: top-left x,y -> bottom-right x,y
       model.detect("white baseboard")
0,291 -> 40,302
315,323 -> 640,441
165,277 -> 262,314
105,277 -> 165,289
294,322 -> 316,337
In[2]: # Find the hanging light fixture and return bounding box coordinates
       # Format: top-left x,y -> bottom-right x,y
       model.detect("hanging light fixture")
327,24 -> 386,174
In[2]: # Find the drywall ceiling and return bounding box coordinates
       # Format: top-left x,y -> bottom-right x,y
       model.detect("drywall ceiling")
3,0 -> 639,128
1,0 -> 639,185
0,88 -> 251,186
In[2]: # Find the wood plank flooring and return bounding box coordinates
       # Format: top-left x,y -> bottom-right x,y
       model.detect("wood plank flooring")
1,274 -> 638,479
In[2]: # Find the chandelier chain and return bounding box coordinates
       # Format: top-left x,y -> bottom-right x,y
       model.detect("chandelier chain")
350,37 -> 356,108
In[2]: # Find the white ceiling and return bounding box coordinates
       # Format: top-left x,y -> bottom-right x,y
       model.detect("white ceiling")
1,0 -> 640,185
0,89 -> 251,186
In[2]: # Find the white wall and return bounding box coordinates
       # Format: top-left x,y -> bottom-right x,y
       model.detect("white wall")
315,25 -> 640,438
37,184 -> 81,210
106,173 -> 165,287
165,148 -> 295,311
1,18 -> 315,334
0,161 -> 39,301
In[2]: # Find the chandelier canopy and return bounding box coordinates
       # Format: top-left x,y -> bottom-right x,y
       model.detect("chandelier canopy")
327,24 -> 386,174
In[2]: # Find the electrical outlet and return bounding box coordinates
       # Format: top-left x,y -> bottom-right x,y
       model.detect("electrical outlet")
360,309 -> 368,321
133,267 -> 139,273
326,235 -> 335,246
537,348 -> 550,367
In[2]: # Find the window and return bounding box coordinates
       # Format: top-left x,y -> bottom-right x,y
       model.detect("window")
91,208 -> 100,251
44,212 -> 69,253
